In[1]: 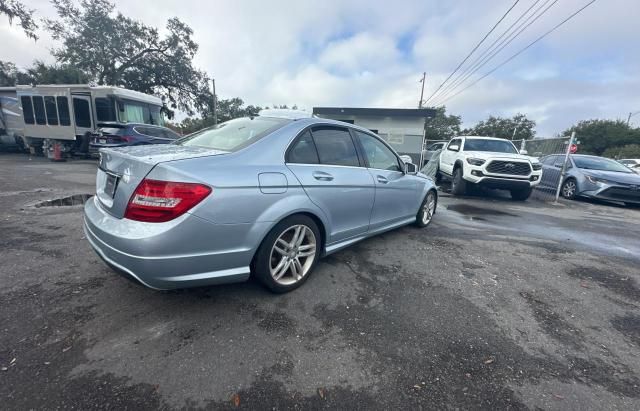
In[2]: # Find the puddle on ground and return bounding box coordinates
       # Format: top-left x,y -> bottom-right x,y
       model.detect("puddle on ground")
34,194 -> 93,208
446,204 -> 517,217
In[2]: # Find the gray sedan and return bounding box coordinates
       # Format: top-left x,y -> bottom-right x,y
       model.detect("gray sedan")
539,154 -> 640,205
84,113 -> 438,292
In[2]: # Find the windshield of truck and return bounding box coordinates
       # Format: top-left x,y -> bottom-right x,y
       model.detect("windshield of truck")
177,117 -> 288,152
464,138 -> 518,154
573,156 -> 633,173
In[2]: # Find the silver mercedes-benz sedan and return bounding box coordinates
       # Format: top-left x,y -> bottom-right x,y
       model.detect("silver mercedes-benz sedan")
83,112 -> 438,293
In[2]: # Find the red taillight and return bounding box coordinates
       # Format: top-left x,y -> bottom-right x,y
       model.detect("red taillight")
121,135 -> 134,143
124,179 -> 212,223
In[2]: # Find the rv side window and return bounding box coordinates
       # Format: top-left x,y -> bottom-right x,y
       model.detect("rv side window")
57,97 -> 71,126
73,98 -> 92,128
95,97 -> 116,122
32,96 -> 46,125
44,96 -> 59,126
21,96 -> 35,125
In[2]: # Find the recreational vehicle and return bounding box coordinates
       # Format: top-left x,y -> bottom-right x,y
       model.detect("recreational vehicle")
1,84 -> 164,157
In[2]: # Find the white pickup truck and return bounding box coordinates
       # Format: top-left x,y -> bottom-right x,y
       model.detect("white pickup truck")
437,136 -> 542,200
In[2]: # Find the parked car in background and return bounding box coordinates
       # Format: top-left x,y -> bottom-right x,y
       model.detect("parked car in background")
84,112 -> 438,293
437,136 -> 542,200
421,141 -> 446,166
618,159 -> 640,173
539,154 -> 640,206
89,123 -> 180,154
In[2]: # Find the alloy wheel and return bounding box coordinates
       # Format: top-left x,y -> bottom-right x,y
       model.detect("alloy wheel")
422,193 -> 436,225
269,225 -> 317,285
562,180 -> 576,198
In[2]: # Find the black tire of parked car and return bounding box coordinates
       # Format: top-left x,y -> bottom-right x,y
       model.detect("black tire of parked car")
415,190 -> 437,228
451,167 -> 467,196
510,187 -> 532,201
561,178 -> 578,200
253,214 -> 322,293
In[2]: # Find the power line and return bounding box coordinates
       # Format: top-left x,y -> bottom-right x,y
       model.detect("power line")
423,0 -> 521,105
436,0 -> 597,106
430,0 -> 548,105
432,0 -> 559,106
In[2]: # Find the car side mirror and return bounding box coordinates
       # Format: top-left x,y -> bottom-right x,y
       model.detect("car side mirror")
399,155 -> 413,164
448,145 -> 460,152
520,149 -> 528,155
404,162 -> 418,174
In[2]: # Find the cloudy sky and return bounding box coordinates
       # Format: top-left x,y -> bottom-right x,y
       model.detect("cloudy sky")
2,0 -> 639,135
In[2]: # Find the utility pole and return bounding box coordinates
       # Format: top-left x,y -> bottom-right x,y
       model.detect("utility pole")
212,79 -> 218,125
418,72 -> 426,109
627,111 -> 640,126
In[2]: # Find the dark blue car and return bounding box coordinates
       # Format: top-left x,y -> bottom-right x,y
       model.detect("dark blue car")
89,123 -> 181,153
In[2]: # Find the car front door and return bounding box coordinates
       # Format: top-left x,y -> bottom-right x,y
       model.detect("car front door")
354,130 -> 418,230
440,138 -> 462,175
286,126 -> 375,243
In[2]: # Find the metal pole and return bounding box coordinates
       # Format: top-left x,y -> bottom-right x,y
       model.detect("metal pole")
511,126 -> 518,140
418,72 -> 426,109
554,131 -> 575,203
212,79 -> 218,125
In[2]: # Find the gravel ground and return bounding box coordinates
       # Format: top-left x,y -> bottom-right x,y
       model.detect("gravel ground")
1,152 -> 639,410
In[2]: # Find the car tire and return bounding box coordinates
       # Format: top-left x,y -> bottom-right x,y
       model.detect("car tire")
561,178 -> 578,200
451,167 -> 466,196
415,190 -> 437,227
253,215 -> 322,293
510,187 -> 532,201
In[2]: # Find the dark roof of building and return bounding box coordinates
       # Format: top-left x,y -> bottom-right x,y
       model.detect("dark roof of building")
313,107 -> 436,118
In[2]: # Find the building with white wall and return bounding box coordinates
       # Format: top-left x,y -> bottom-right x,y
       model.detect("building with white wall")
313,107 -> 436,164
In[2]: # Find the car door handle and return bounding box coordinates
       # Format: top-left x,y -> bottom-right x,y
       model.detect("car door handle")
377,175 -> 389,184
312,171 -> 334,181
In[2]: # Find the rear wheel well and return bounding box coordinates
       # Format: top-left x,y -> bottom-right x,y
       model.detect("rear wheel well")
250,211 -> 327,271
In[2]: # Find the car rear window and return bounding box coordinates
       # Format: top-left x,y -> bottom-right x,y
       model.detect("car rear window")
178,117 -> 289,152
99,127 -> 124,135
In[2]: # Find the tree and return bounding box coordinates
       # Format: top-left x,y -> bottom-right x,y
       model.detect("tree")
44,0 -> 212,118
1,0 -> 38,39
463,113 -> 536,140
178,97 -> 262,134
0,60 -> 88,86
602,144 -> 640,159
560,119 -> 640,156
424,106 -> 461,141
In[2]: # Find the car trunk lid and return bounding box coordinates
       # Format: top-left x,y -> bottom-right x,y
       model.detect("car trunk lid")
96,145 -> 227,218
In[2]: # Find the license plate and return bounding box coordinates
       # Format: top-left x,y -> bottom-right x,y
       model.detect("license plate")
99,139 -> 107,144
104,173 -> 118,198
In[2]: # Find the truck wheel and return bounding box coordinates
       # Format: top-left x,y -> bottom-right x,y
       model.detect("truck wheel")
451,167 -> 467,195
510,187 -> 532,201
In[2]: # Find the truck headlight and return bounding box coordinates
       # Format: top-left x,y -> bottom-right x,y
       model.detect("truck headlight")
466,158 -> 486,166
532,163 -> 542,171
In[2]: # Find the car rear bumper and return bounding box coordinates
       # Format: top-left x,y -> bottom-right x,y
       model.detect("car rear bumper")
83,196 -> 266,289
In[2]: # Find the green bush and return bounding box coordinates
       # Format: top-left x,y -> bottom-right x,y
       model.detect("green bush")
602,144 -> 640,159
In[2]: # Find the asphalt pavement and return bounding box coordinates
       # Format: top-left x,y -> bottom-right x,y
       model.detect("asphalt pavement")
1,152 -> 639,410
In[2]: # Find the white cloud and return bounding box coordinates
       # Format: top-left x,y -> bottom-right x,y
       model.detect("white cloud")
1,0 -> 639,134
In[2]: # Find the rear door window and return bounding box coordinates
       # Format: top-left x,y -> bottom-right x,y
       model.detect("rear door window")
56,97 -> 71,126
21,96 -> 34,124
44,96 -> 59,125
32,96 -> 46,125
310,126 -> 360,167
287,130 -> 319,164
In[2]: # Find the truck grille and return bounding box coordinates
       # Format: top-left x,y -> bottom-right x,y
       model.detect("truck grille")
486,160 -> 531,176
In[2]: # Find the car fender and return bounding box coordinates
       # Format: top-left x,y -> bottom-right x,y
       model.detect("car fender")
413,177 -> 438,214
